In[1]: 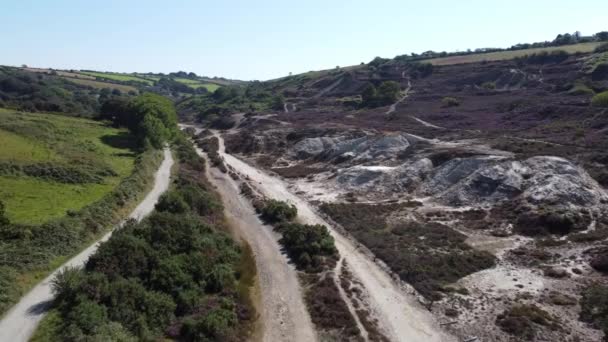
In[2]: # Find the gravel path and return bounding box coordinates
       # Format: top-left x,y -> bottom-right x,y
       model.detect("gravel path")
0,148 -> 174,342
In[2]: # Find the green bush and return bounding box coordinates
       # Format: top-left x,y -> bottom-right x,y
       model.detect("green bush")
155,192 -> 189,214
496,304 -> 557,339
276,222 -> 337,270
361,81 -> 401,107
259,199 -> 297,223
580,284 -> 608,339
568,83 -> 595,96
592,91 -> 608,108
595,43 -> 608,53
482,81 -> 496,90
442,97 -> 460,107
0,200 -> 8,226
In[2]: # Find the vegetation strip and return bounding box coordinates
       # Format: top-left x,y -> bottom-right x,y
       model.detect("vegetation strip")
32,135 -> 254,340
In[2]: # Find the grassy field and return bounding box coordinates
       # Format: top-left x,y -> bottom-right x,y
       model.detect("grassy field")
78,71 -> 153,85
61,77 -> 138,93
188,82 -> 220,92
423,42 -> 603,66
0,108 -> 136,224
171,77 -> 220,91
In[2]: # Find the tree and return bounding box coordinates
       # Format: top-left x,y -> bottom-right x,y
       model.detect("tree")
376,81 -> 401,105
271,94 -> 285,110
361,83 -> 377,106
597,31 -> 608,41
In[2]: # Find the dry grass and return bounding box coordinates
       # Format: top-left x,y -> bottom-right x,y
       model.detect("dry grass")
424,42 -> 603,66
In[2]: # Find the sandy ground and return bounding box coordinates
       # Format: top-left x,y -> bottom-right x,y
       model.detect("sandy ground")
195,146 -> 317,342
214,132 -> 455,342
0,148 -> 174,342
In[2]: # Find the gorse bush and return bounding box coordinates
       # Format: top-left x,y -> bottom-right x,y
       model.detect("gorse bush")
592,91 -> 608,108
595,43 -> 608,53
442,97 -> 460,107
0,200 -> 8,226
259,199 -> 297,223
496,304 -> 557,339
276,223 -> 337,271
361,81 -> 401,107
580,284 -> 608,340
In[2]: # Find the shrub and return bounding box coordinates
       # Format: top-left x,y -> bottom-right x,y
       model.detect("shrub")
155,192 -> 189,214
592,63 -> 608,81
592,91 -> 608,108
481,82 -> 496,90
441,97 -> 460,107
259,199 -> 297,223
496,304 -> 557,340
590,248 -> 608,273
568,83 -> 595,96
361,81 -> 401,107
595,43 -> 608,53
580,284 -> 608,339
0,200 -> 8,226
276,222 -> 337,270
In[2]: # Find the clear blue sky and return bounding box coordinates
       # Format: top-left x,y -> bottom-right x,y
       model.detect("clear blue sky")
2,0 -> 606,80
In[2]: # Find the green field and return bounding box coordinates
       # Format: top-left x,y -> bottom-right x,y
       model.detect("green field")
171,77 -> 220,91
188,82 -> 220,92
0,108 -> 136,224
78,71 -> 153,85
423,42 -> 603,66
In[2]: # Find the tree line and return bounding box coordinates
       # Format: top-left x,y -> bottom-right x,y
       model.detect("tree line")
100,93 -> 177,149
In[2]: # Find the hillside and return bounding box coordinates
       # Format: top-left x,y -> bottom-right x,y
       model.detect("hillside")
190,39 -> 608,341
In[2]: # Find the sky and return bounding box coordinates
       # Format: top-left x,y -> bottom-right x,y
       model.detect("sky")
2,0 -> 607,80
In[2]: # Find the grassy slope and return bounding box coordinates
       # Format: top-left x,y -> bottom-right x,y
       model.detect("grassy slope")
423,42 -> 603,66
0,108 -> 135,224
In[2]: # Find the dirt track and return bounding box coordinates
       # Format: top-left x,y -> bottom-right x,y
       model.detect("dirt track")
214,132 -> 455,342
194,143 -> 317,342
0,148 -> 174,342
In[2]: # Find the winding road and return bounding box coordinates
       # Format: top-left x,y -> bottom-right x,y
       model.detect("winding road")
0,148 -> 174,342
212,131 -> 455,342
